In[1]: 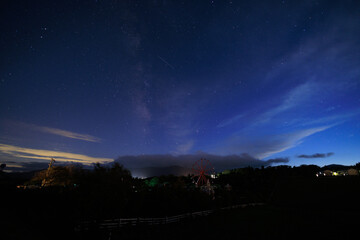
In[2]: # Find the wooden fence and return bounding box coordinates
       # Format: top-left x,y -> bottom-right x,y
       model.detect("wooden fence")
76,203 -> 264,231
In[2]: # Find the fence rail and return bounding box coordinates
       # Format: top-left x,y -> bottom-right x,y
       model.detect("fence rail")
76,203 -> 264,231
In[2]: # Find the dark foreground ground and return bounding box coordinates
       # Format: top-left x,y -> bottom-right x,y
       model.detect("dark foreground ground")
2,172 -> 360,240
79,204 -> 359,240
5,203 -> 359,240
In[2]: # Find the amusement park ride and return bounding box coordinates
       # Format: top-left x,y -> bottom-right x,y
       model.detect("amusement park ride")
191,158 -> 215,187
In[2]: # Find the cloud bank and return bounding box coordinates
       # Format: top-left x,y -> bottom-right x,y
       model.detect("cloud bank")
115,152 -> 289,172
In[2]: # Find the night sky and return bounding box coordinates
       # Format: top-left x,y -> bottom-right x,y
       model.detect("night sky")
1,0 -> 360,172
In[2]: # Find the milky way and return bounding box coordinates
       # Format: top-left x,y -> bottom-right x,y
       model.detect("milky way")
1,0 -> 359,171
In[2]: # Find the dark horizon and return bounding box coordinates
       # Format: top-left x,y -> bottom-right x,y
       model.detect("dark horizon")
2,155 -> 359,178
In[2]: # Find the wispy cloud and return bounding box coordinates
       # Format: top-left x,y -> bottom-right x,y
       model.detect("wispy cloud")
3,161 -> 91,172
219,125 -> 335,159
300,110 -> 360,127
34,126 -> 101,142
253,81 -> 317,126
4,121 -> 102,142
0,144 -> 112,165
217,113 -> 245,128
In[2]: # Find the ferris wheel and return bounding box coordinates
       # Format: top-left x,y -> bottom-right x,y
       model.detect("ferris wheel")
191,158 -> 214,186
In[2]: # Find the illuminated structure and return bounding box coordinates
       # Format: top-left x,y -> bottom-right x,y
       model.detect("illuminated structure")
191,158 -> 214,187
316,168 -> 360,177
41,158 -> 56,187
347,168 -> 359,176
